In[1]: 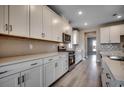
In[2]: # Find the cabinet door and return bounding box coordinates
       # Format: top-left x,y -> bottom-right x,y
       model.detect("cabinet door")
44,61 -> 55,87
0,73 -> 20,87
9,5 -> 29,37
55,60 -> 63,80
42,6 -> 52,40
110,26 -> 120,43
21,66 -> 42,87
52,12 -> 62,42
119,24 -> 124,35
100,27 -> 110,43
0,5 -> 8,34
30,5 -> 43,39
62,57 -> 68,74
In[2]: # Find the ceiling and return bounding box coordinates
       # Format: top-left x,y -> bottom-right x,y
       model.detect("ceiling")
50,5 -> 124,29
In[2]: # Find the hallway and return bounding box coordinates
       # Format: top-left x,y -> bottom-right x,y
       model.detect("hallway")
52,55 -> 102,87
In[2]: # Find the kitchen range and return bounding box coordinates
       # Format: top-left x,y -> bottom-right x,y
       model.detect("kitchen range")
58,45 -> 76,71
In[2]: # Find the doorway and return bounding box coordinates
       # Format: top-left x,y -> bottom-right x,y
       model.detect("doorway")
87,37 -> 96,55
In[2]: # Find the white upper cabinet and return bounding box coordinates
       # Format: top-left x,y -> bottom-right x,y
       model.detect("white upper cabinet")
8,5 -> 29,37
0,6 -> 8,34
62,19 -> 72,35
110,25 -> 120,43
119,24 -> 124,35
100,25 -> 120,43
30,5 -> 43,39
100,27 -> 110,43
51,11 -> 62,42
42,6 -> 52,40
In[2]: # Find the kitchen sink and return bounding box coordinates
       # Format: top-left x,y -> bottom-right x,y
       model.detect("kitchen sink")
108,56 -> 124,61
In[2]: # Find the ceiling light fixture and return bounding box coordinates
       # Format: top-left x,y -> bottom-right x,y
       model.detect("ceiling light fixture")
84,22 -> 88,26
117,15 -> 122,19
78,11 -> 83,15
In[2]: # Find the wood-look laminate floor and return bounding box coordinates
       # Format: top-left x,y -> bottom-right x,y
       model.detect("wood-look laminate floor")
52,55 -> 102,87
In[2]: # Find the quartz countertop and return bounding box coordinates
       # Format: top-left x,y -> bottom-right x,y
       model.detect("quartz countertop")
103,56 -> 124,81
100,51 -> 124,57
100,51 -> 124,81
0,52 -> 68,67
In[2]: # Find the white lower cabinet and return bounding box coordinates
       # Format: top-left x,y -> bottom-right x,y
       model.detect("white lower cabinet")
0,73 -> 20,87
21,66 -> 43,87
55,60 -> 63,80
0,59 -> 43,87
44,59 -> 56,87
43,54 -> 68,87
0,54 -> 68,87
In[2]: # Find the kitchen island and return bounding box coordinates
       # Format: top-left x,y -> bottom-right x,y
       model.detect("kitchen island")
100,51 -> 124,87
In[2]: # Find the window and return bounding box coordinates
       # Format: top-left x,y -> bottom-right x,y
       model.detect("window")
92,40 -> 96,52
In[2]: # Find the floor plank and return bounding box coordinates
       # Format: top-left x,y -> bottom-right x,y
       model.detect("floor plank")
51,55 -> 102,87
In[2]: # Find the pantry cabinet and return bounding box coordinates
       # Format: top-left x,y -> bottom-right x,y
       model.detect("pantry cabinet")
100,25 -> 120,43
30,5 -> 43,39
0,73 -> 20,87
8,5 -> 29,37
0,5 -> 8,34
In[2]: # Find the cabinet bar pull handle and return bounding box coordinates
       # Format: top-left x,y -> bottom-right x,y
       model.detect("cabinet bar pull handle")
0,71 -> 8,75
106,82 -> 109,87
31,63 -> 38,66
49,59 -> 53,61
106,73 -> 111,79
18,77 -> 21,85
22,75 -> 25,83
5,24 -> 8,31
9,25 -> 12,31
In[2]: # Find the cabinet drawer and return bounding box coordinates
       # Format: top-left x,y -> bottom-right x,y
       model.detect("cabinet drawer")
43,56 -> 59,64
0,59 -> 43,78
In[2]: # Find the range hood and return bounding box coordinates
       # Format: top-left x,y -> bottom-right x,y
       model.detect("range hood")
72,29 -> 79,45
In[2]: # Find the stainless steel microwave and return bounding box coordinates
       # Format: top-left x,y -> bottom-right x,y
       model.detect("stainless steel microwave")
63,33 -> 71,43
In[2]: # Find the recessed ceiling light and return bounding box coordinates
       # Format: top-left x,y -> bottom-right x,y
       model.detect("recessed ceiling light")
117,15 -> 122,19
78,11 -> 83,15
84,22 -> 88,26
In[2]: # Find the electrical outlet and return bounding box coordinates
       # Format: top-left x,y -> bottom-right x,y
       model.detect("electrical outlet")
29,44 -> 33,50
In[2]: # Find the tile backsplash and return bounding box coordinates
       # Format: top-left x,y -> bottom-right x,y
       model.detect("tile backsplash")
100,36 -> 124,51
100,43 -> 121,51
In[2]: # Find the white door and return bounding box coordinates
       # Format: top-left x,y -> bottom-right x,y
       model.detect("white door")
21,66 -> 42,87
9,5 -> 29,37
119,24 -> 124,35
110,26 -> 120,43
42,6 -> 52,40
0,5 -> 8,34
30,5 -> 43,39
44,61 -> 55,87
100,27 -> 110,43
0,73 -> 20,87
